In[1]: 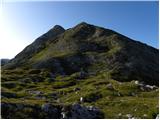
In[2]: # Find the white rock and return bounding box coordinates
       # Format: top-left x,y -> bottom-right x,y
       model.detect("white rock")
143,114 -> 147,117
131,92 -> 136,96
117,92 -> 121,96
156,114 -> 159,119
118,82 -> 122,85
106,83 -> 114,90
145,85 -> 153,89
139,83 -> 144,87
87,106 -> 98,111
134,81 -> 139,85
131,117 -> 137,119
61,112 -> 67,119
80,97 -> 84,102
87,106 -> 94,110
118,113 -> 122,116
140,87 -> 145,91
126,114 -> 132,118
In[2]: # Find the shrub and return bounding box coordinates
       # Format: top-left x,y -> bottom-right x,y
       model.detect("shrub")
53,80 -> 76,89
2,82 -> 16,89
28,69 -> 41,74
83,92 -> 102,102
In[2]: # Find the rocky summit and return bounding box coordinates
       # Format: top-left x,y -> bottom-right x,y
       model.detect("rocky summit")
1,22 -> 159,119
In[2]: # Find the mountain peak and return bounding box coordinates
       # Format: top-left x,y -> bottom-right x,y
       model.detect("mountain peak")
48,25 -> 65,34
76,22 -> 90,27
78,22 -> 89,25
52,25 -> 65,31
42,25 -> 65,39
74,22 -> 94,33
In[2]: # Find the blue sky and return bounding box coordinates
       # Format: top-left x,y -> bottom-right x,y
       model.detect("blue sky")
0,1 -> 158,58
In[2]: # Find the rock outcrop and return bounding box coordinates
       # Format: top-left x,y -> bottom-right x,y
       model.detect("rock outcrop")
1,102 -> 103,119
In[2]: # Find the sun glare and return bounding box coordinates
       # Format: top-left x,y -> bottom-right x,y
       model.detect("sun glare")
0,6 -> 29,59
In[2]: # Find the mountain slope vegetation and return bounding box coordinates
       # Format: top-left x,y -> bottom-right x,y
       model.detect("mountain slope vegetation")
1,22 -> 159,119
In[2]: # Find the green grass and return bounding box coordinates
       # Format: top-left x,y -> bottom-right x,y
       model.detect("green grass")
1,69 -> 159,119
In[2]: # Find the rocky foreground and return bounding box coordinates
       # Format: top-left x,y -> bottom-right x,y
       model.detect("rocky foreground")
1,69 -> 159,119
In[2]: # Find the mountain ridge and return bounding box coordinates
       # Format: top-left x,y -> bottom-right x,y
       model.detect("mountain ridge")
3,22 -> 159,85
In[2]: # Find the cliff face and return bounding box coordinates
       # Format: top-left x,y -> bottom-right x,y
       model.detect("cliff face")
3,22 -> 159,85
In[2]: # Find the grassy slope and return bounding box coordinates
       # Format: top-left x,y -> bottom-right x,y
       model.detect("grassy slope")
1,69 -> 159,119
2,23 -> 158,119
